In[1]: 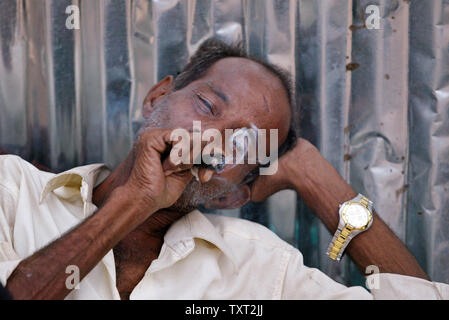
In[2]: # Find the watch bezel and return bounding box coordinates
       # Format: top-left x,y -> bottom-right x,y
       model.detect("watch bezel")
340,201 -> 373,230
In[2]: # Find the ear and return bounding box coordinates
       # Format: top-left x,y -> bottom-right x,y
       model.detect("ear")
203,184 -> 251,210
142,75 -> 174,119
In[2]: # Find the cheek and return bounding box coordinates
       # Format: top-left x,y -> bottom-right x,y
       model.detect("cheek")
163,94 -> 199,128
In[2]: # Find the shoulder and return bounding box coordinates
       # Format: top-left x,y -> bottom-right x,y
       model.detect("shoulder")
0,154 -> 41,174
0,155 -> 51,195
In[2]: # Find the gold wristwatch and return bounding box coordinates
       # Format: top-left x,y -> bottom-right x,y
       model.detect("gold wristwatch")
326,193 -> 374,261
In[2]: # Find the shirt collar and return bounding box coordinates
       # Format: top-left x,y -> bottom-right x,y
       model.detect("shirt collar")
39,163 -> 111,218
39,164 -> 238,272
163,209 -> 238,272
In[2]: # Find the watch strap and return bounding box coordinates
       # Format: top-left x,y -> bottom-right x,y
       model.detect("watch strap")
352,193 -> 373,211
326,193 -> 373,261
326,225 -> 354,261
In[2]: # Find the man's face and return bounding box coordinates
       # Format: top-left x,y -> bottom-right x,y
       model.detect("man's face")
141,57 -> 291,212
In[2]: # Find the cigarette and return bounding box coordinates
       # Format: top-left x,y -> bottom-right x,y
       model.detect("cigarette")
191,166 -> 200,181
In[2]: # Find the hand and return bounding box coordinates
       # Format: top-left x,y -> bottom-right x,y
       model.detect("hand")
250,138 -> 319,202
124,128 -> 194,212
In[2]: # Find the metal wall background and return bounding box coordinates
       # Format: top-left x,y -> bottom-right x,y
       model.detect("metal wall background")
0,0 -> 448,287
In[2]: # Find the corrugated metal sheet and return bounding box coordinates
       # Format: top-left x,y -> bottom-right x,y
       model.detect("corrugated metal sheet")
0,0 -> 448,286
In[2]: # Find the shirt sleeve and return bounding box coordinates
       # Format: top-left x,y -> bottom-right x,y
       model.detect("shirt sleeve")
0,182 -> 21,286
282,247 -> 449,300
281,248 -> 373,299
368,273 -> 449,299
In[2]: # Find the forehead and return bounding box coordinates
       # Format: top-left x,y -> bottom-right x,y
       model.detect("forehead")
199,57 -> 291,137
203,57 -> 284,98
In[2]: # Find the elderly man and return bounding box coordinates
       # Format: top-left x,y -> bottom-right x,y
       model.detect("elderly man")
0,39 -> 447,300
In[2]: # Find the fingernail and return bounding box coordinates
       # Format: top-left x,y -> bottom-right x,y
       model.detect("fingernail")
200,169 -> 214,183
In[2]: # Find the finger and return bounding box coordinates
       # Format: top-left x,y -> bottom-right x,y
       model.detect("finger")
166,169 -> 194,193
172,168 -> 194,182
162,158 -> 193,175
153,128 -> 219,176
163,130 -> 197,174
167,130 -> 212,170
134,129 -> 174,171
198,168 -> 214,183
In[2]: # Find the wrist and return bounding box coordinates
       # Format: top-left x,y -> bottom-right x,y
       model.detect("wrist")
284,159 -> 306,192
286,148 -> 356,231
109,184 -> 159,221
283,138 -> 322,192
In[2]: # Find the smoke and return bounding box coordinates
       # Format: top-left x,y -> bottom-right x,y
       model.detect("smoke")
169,176 -> 238,213
137,99 -> 240,213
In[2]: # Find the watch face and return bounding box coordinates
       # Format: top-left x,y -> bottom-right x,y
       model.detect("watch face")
342,203 -> 371,228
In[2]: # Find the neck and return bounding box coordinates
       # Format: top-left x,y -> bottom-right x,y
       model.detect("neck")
92,151 -> 135,208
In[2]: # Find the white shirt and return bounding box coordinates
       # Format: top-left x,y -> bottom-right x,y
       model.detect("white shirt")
0,155 -> 447,300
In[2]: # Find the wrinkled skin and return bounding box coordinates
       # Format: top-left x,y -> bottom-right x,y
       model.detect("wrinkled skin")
141,57 -> 291,212
4,56 -> 428,302
89,57 -> 293,299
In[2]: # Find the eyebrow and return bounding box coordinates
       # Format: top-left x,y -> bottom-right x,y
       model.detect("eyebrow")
207,82 -> 229,105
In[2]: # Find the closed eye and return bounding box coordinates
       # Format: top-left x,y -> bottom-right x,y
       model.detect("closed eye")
197,94 -> 213,114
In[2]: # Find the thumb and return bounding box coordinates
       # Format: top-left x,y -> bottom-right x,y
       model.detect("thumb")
166,169 -> 193,192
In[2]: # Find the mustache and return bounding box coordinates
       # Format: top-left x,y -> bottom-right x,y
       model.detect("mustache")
139,101 -> 253,212
169,175 -> 238,213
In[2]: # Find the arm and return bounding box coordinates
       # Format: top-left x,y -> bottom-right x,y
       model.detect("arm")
251,138 -> 429,280
6,187 -> 155,299
6,128 -> 193,299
